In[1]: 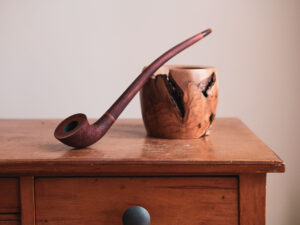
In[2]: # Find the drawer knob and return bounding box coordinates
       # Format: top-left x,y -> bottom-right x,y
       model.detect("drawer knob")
122,206 -> 150,225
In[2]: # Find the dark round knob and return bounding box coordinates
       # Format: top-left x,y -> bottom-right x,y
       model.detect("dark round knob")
122,206 -> 150,225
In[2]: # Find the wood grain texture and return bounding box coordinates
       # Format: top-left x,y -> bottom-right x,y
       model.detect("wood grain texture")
0,118 -> 284,175
0,178 -> 19,213
35,177 -> 238,225
0,222 -> 20,225
20,176 -> 35,225
140,65 -> 218,138
239,174 -> 266,225
0,214 -> 20,225
0,215 -> 19,221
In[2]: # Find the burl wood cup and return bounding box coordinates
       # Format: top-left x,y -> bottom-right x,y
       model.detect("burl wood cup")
140,65 -> 218,139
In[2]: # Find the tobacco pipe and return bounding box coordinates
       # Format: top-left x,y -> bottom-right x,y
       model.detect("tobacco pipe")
54,29 -> 212,148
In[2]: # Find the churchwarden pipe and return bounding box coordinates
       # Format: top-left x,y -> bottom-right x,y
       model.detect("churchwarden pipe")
54,29 -> 212,148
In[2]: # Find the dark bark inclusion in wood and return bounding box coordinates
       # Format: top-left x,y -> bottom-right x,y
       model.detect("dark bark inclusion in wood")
155,72 -> 217,119
157,74 -> 185,119
198,72 -> 216,97
209,113 -> 215,125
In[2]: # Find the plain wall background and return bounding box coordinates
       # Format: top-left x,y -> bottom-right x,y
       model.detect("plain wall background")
0,0 -> 299,224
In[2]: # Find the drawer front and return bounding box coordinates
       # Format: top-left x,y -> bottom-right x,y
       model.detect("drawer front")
0,222 -> 20,225
0,214 -> 20,225
0,178 -> 19,213
36,177 -> 238,225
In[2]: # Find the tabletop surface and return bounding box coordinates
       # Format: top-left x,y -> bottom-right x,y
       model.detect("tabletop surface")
0,118 -> 284,175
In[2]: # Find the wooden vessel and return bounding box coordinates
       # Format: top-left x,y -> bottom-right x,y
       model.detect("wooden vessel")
140,65 -> 218,138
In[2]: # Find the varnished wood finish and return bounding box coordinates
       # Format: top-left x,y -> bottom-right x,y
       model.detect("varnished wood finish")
35,177 -> 238,225
0,215 -> 19,221
0,222 -> 20,225
140,65 -> 218,138
0,118 -> 284,175
0,214 -> 20,225
54,29 -> 212,148
20,177 -> 35,225
0,118 -> 284,225
0,178 -> 19,213
239,174 -> 266,225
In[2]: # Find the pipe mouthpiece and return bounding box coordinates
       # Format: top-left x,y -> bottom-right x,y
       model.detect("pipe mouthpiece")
201,28 -> 212,37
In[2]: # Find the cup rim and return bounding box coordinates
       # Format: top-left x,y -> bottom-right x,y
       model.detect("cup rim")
168,65 -> 216,70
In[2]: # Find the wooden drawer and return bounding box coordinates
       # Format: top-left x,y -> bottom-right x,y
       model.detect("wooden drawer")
0,222 -> 20,225
35,177 -> 238,225
0,178 -> 19,213
0,214 -> 20,225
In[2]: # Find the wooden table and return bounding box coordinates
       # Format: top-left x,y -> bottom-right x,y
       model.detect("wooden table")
0,118 -> 284,225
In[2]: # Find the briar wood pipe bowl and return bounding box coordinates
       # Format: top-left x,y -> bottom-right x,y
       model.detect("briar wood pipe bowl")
140,65 -> 218,139
54,29 -> 212,148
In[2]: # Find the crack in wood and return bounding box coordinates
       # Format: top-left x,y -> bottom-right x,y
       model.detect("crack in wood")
209,113 -> 215,125
199,72 -> 216,97
156,74 -> 185,119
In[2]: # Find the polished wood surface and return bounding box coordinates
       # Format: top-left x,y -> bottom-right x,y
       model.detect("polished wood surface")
20,177 -> 35,225
0,214 -> 20,225
35,177 -> 238,225
239,174 -> 266,225
0,215 -> 19,221
0,221 -> 19,225
0,178 -> 19,213
140,65 -> 218,138
0,118 -> 284,175
0,118 -> 284,225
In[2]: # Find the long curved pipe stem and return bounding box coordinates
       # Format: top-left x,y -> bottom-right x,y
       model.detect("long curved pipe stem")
54,29 -> 212,148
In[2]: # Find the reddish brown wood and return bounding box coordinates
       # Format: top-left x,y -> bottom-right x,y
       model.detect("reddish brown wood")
140,65 -> 218,138
0,178 -> 19,213
35,177 -> 238,225
54,29 -> 212,148
0,118 -> 284,225
0,214 -> 20,225
0,222 -> 19,225
239,174 -> 266,225
0,215 -> 20,221
20,176 -> 35,225
0,118 -> 284,176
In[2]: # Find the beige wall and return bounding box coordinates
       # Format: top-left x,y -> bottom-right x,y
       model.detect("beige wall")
0,0 -> 299,224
